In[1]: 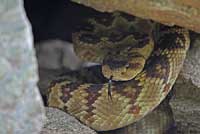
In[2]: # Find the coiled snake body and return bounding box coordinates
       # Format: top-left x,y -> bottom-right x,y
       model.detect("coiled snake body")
47,13 -> 190,131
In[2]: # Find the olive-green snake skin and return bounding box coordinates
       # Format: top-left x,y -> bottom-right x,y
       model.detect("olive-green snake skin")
47,13 -> 190,131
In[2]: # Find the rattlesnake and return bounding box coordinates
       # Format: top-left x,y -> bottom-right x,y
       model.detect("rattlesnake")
47,12 -> 190,131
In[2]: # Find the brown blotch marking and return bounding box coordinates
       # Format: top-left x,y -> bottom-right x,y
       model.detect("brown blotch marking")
131,105 -> 141,115
113,80 -> 143,114
129,62 -> 142,69
145,54 -> 170,83
163,83 -> 171,93
60,88 -> 71,103
128,81 -> 143,114
84,84 -> 103,121
82,114 -> 96,125
60,82 -> 80,103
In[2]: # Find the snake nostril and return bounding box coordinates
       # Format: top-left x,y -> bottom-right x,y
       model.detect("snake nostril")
121,72 -> 125,75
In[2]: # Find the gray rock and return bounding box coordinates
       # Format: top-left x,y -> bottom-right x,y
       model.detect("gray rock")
35,40 -> 83,70
181,36 -> 200,88
0,0 -> 45,134
35,40 -> 98,70
41,107 -> 97,134
170,35 -> 200,133
171,99 -> 200,134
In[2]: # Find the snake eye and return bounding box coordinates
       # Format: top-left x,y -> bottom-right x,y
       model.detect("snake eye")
125,64 -> 129,68
127,46 -> 131,51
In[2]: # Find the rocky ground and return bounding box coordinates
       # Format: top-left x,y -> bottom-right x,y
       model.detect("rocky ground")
41,107 -> 97,134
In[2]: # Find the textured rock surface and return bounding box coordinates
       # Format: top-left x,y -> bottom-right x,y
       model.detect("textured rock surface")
170,76 -> 200,134
169,35 -> 200,134
71,0 -> 200,33
41,107 -> 97,134
0,0 -> 45,134
181,36 -> 200,87
36,40 -> 82,70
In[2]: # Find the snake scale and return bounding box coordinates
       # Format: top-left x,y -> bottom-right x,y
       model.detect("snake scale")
47,13 -> 190,131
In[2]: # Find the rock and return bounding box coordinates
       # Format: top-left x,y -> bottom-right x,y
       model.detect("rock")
35,40 -> 83,70
173,0 -> 200,8
170,35 -> 200,133
181,36 -> 200,88
41,107 -> 97,134
36,40 -> 98,70
0,0 -> 45,134
170,97 -> 200,134
71,0 -> 200,33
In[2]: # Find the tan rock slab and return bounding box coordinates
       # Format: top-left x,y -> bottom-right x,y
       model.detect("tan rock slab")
71,0 -> 200,33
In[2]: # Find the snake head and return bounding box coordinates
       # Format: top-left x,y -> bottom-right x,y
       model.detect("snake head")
102,54 -> 145,81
